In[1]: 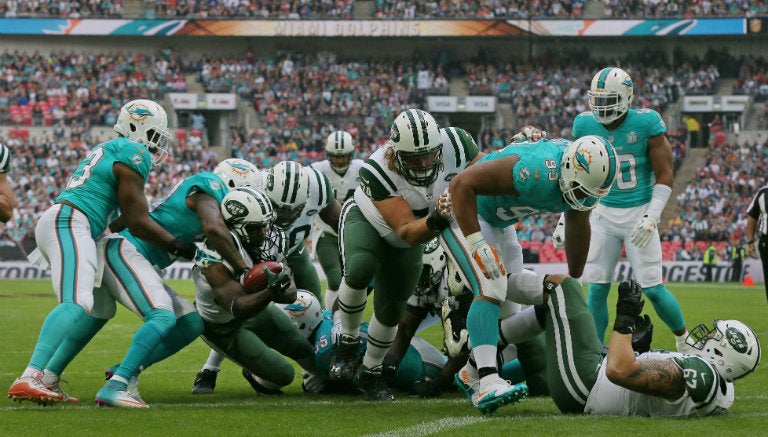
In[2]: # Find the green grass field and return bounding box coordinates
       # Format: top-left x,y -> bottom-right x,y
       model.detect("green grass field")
1,279 -> 766,437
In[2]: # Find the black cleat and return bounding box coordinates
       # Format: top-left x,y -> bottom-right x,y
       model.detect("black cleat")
242,369 -> 284,396
354,365 -> 394,402
328,334 -> 362,382
192,369 -> 218,394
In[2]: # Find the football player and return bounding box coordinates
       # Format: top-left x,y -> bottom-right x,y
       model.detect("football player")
329,108 -> 482,401
444,134 -> 618,414
470,274 -> 761,417
91,160 -> 256,407
554,67 -> 689,350
191,187 -> 319,395
310,130 -> 364,309
8,99 -> 190,406
0,141 -> 17,223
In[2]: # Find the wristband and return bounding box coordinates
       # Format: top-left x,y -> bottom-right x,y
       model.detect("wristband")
425,210 -> 449,231
645,184 -> 672,223
747,239 -> 755,244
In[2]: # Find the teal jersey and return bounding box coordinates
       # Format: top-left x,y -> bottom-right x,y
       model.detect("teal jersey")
314,310 -> 368,373
57,138 -> 152,238
476,139 -> 573,228
123,172 -> 228,268
572,108 -> 666,208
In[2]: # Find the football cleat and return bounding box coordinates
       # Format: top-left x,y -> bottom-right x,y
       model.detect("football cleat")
42,370 -> 79,403
95,380 -> 148,408
192,369 -> 219,395
105,365 -> 143,403
328,334 -> 362,383
354,365 -> 394,402
8,372 -> 63,406
454,365 -> 478,407
472,375 -> 528,415
242,369 -> 284,396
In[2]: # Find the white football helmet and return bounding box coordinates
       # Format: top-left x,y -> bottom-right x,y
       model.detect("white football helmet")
220,187 -> 275,246
276,290 -> 324,340
416,238 -> 446,296
264,161 -> 309,229
114,99 -> 173,165
559,135 -> 618,211
390,108 -> 443,186
325,130 -> 355,175
686,319 -> 761,381
214,158 -> 261,191
588,67 -> 634,125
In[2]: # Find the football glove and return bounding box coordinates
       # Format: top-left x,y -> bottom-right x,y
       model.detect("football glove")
511,126 -> 547,142
301,371 -> 326,394
631,314 -> 654,354
169,237 -> 196,260
441,298 -> 469,358
467,233 -> 506,280
192,242 -> 222,269
409,377 -> 444,398
264,264 -> 290,295
552,213 -> 565,249
613,280 -> 645,335
630,215 -> 657,248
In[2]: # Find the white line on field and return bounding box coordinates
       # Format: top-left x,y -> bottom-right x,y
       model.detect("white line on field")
362,416 -> 486,437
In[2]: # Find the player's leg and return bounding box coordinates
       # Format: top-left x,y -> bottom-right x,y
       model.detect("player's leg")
316,232 -> 342,309
330,203 -> 380,382
286,242 -> 321,297
583,214 -> 623,343
625,235 -> 688,351
9,205 -> 95,405
760,239 -> 768,303
248,304 -> 316,374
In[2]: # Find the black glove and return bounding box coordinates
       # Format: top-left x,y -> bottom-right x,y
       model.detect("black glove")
631,314 -> 654,354
264,266 -> 290,295
169,238 -> 196,260
409,377 -> 443,398
613,280 -> 645,334
381,355 -> 399,382
425,209 -> 450,231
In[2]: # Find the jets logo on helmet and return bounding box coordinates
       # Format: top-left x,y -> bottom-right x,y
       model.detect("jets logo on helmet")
686,319 -> 761,381
224,199 -> 248,219
726,327 -> 749,353
220,187 -> 276,247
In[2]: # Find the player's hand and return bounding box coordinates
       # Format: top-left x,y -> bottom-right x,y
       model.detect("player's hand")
747,243 -> 757,258
613,280 -> 645,334
631,314 -> 654,354
467,233 -> 506,279
436,187 -> 452,219
301,371 -> 326,393
409,377 -> 443,398
169,237 -> 196,260
512,126 -> 547,142
552,213 -> 566,249
441,298 -> 469,358
192,242 -> 222,269
630,215 -> 657,248
264,264 -> 290,295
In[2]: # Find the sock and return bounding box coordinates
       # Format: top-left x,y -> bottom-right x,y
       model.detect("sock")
21,366 -> 42,379
467,299 -> 500,370
203,349 -> 225,372
587,283 -> 611,343
337,281 -> 367,338
362,315 -> 397,369
28,302 -> 86,370
115,309 -> 175,380
324,288 -> 338,310
643,284 -> 686,333
46,315 -> 108,375
41,369 -> 59,387
146,312 -> 204,368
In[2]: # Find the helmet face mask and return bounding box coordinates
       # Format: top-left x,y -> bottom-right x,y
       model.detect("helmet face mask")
588,67 -> 634,125
686,319 -> 761,381
325,130 -> 355,174
114,99 -> 173,166
559,135 -> 618,211
390,109 -> 443,186
220,187 -> 276,248
214,159 -> 260,191
264,161 -> 309,230
276,291 -> 323,340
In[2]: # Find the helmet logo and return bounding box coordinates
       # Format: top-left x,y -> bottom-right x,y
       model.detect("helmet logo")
127,104 -> 153,122
424,238 -> 440,254
390,123 -> 400,143
224,199 -> 248,219
284,298 -> 311,316
574,149 -> 592,174
622,77 -> 633,90
230,162 -> 253,174
266,172 -> 275,191
725,327 -> 748,353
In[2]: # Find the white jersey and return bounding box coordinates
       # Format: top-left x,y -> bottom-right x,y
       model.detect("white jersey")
585,351 -> 734,417
353,127 -> 479,248
193,229 -> 288,324
310,159 -> 363,237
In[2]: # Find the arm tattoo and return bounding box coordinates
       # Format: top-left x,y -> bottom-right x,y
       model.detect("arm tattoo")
626,358 -> 686,401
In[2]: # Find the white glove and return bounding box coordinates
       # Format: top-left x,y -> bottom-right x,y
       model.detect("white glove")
511,126 -> 547,143
437,187 -> 452,219
441,298 -> 468,358
301,371 -> 326,393
630,214 -> 657,248
552,213 -> 565,249
192,242 -> 223,269
330,320 -> 343,344
467,233 -> 506,280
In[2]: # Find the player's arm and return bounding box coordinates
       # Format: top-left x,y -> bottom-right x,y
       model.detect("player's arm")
187,192 -> 249,273
449,155 -> 519,237
647,134 -> 674,189
0,173 -> 17,223
318,198 -> 342,233
203,262 -> 297,319
388,306 -> 427,363
114,162 -> 180,252
563,209 -> 590,278
375,195 -> 441,245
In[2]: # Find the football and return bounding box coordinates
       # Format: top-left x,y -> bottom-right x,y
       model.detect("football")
242,261 -> 283,293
